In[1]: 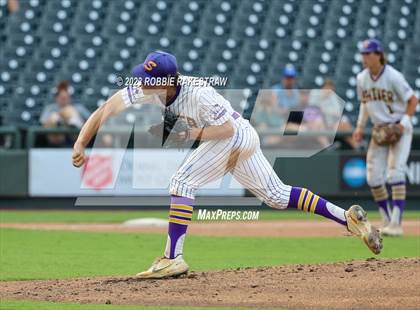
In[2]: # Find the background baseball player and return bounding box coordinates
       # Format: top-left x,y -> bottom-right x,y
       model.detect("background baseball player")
73,51 -> 382,278
353,39 -> 418,236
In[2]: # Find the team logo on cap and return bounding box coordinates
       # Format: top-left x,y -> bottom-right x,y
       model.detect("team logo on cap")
363,40 -> 370,48
144,60 -> 157,71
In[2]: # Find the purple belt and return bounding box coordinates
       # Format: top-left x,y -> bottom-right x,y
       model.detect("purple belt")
232,111 -> 241,120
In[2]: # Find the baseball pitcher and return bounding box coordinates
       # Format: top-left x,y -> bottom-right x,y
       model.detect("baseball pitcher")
353,39 -> 418,236
73,51 -> 382,279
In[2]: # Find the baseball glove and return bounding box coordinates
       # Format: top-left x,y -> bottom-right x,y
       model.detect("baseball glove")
371,123 -> 402,146
148,109 -> 191,148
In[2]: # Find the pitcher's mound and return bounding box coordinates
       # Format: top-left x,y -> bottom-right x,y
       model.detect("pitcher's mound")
1,258 -> 419,309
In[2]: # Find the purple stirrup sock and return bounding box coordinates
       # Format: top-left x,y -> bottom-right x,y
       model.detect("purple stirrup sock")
164,195 -> 194,259
370,185 -> 391,222
390,182 -> 406,224
287,187 -> 347,226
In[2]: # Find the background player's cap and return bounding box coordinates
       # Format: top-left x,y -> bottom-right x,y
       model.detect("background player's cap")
131,51 -> 178,81
282,65 -> 297,78
360,39 -> 384,54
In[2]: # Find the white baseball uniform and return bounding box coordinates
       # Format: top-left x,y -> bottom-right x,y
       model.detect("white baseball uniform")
122,76 -> 292,208
356,64 -> 414,186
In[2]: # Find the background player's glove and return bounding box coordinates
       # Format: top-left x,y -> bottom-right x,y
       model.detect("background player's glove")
148,109 -> 192,148
371,123 -> 403,146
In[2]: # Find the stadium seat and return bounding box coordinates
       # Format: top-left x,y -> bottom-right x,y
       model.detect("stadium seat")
0,0 -> 419,127
4,109 -> 41,127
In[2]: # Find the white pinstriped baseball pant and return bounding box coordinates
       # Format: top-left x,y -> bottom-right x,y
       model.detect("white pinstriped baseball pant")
169,119 -> 292,208
366,131 -> 413,187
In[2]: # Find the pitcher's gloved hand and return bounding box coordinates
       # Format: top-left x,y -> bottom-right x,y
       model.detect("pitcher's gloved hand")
148,109 -> 195,147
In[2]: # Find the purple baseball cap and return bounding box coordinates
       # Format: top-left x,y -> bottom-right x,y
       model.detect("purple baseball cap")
131,51 -> 178,83
360,39 -> 384,54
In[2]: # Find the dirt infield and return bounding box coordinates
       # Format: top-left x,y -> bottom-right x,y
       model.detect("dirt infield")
1,258 -> 419,309
1,219 -> 419,237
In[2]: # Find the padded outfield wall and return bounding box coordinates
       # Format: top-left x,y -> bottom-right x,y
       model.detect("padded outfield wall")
0,149 -> 419,201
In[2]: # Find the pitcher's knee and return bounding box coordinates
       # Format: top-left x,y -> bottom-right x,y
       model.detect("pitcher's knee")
264,185 -> 292,210
169,176 -> 196,200
265,198 -> 288,209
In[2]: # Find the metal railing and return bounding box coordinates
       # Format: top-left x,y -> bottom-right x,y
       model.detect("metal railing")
1,126 -> 419,149
0,126 -> 22,149
258,128 -> 420,136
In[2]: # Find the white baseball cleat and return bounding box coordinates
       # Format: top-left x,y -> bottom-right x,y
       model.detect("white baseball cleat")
381,223 -> 403,237
345,205 -> 383,255
381,208 -> 404,236
135,255 -> 189,279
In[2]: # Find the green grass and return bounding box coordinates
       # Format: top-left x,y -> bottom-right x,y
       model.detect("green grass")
0,300 -> 245,310
1,228 -> 419,281
0,210 -> 169,223
1,210 -> 419,223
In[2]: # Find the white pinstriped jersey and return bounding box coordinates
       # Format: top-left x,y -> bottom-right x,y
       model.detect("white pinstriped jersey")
121,76 -> 240,129
120,75 -> 292,207
356,65 -> 414,124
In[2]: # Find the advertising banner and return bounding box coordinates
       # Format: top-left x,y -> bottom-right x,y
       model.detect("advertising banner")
340,152 -> 420,195
29,149 -> 244,197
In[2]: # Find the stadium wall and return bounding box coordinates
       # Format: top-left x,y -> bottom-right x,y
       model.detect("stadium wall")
0,149 -> 419,203
0,150 -> 27,197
